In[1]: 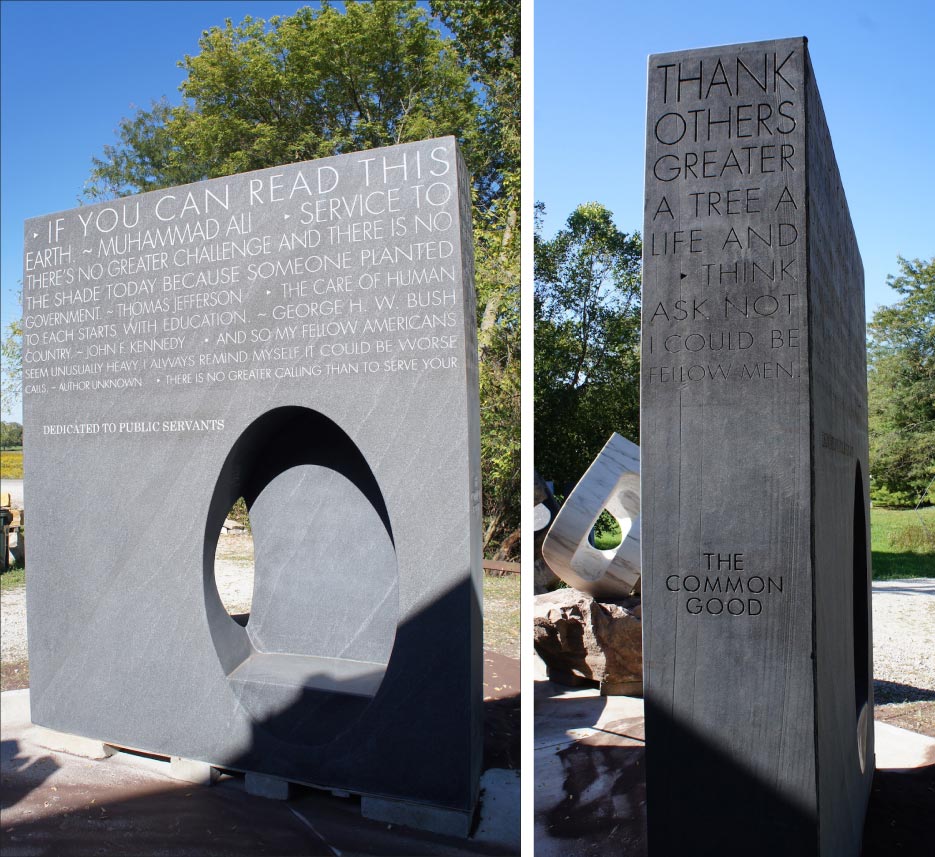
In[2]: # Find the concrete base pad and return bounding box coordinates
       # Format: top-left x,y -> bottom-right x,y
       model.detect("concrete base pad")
245,771 -> 293,800
2,686 -> 519,855
534,680 -> 935,857
170,756 -> 220,786
29,726 -> 116,760
362,794 -> 474,838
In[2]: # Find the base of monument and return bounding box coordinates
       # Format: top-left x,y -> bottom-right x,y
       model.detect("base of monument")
31,725 -> 117,760
170,755 -> 220,786
361,794 -> 474,838
545,667 -> 598,689
600,679 -> 643,697
26,719 -> 477,838
244,770 -> 293,800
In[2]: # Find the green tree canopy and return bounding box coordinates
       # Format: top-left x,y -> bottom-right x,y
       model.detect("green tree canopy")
86,1 -> 482,199
535,202 -> 642,491
81,0 -> 520,556
0,290 -> 22,419
868,256 -> 935,506
432,0 -> 520,555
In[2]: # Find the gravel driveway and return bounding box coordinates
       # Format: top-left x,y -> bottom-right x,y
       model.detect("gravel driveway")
871,578 -> 935,703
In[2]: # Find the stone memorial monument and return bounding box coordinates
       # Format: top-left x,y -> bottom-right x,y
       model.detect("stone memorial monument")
641,38 -> 873,855
22,138 -> 482,835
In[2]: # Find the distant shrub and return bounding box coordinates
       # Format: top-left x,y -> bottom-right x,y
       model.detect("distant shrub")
871,484 -> 918,508
228,497 -> 252,532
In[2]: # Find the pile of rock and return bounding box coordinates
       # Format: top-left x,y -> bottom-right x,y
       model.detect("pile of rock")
533,587 -> 642,696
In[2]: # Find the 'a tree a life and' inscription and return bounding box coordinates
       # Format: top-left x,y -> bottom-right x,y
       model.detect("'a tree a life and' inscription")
22,138 -> 484,838
642,38 -> 873,857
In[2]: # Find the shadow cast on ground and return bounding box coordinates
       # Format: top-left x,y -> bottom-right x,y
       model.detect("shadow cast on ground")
874,680 -> 935,705
0,739 -> 60,812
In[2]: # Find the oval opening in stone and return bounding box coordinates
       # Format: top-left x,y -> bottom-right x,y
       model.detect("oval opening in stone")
590,508 -> 623,550
213,497 -> 254,627
203,406 -> 399,739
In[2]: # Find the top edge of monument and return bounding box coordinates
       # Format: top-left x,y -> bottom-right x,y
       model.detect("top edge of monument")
23,135 -> 462,227
647,35 -> 807,64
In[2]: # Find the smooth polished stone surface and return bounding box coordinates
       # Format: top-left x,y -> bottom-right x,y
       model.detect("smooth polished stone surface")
541,433 -> 641,598
22,138 -> 483,828
642,38 -> 872,856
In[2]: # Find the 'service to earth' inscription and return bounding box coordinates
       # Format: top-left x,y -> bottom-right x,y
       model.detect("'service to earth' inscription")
23,141 -> 464,422
643,47 -> 806,386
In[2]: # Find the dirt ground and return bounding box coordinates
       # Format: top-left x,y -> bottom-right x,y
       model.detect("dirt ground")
875,701 -> 935,737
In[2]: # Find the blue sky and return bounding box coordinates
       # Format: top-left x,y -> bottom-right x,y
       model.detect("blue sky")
535,0 -> 934,322
3,0 -> 933,423
0,1 -> 340,419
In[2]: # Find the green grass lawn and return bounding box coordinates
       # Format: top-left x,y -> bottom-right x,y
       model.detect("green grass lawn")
0,566 -> 25,589
871,506 -> 935,579
484,573 -> 520,659
591,507 -> 934,579
0,450 -> 23,479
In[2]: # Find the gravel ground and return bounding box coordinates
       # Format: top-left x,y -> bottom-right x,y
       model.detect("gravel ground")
873,578 -> 935,705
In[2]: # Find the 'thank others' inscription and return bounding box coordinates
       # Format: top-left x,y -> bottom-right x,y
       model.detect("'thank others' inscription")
643,46 -> 806,387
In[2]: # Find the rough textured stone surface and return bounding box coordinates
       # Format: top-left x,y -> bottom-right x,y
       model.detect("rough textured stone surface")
642,38 -> 872,856
22,138 -> 482,832
533,588 -> 642,695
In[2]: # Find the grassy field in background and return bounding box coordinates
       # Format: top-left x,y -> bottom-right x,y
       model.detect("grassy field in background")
0,566 -> 25,589
871,506 -> 935,579
484,573 -> 520,659
593,507 -> 934,579
0,450 -> 23,479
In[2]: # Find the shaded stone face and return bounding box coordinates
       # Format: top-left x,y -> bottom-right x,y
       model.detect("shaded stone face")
641,38 -> 873,856
22,138 -> 483,831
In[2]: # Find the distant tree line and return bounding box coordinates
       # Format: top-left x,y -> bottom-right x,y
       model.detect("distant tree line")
867,256 -> 935,507
535,200 -> 932,510
0,421 -> 23,449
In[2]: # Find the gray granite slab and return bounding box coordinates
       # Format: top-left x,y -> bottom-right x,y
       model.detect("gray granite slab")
22,137 -> 483,833
641,38 -> 872,855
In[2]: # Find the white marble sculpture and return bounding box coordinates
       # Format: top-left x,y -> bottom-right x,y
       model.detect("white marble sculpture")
541,433 -> 641,599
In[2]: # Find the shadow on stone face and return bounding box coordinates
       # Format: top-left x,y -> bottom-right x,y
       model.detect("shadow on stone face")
644,699 -> 817,857
221,577 -> 483,811
1,582 -> 517,855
